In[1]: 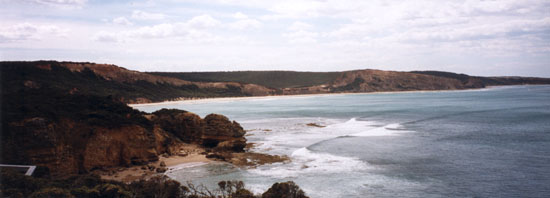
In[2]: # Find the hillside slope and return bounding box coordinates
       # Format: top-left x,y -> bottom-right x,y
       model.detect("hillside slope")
1,61 -> 275,103
154,69 -> 550,95
3,61 -> 549,104
151,71 -> 341,89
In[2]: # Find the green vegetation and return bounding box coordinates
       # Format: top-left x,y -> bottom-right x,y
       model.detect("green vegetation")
0,169 -> 309,198
1,61 -> 248,103
150,71 -> 342,89
411,70 -> 550,86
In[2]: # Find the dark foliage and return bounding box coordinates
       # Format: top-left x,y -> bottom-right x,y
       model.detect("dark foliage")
262,181 -> 309,198
333,77 -> 365,92
0,61 -> 248,104
0,170 -> 307,198
150,71 -> 342,89
412,70 -> 550,86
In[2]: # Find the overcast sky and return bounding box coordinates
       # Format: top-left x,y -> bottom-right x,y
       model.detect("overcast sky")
1,0 -> 549,77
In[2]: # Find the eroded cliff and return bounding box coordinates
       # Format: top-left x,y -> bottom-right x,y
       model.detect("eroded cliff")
1,92 -> 247,177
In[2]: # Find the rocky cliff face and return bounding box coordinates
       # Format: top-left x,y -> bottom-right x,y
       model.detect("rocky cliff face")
1,93 -> 247,177
149,110 -> 248,152
203,114 -> 247,152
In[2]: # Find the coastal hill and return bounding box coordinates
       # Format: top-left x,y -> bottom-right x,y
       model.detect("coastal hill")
3,61 -> 549,105
2,60 -> 550,172
1,60 -> 547,197
1,60 -> 305,197
154,69 -> 550,96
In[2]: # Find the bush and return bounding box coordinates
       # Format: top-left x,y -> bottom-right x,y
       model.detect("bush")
262,181 -> 308,198
29,187 -> 74,198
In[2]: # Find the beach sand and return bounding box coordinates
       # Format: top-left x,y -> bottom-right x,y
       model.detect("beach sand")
97,143 -> 212,183
128,86 -> 499,107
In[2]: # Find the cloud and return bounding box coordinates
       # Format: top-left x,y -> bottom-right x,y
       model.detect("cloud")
186,14 -> 221,29
227,19 -> 261,30
93,15 -> 222,43
92,31 -> 120,42
131,10 -> 166,20
0,23 -> 68,42
130,23 -> 180,38
112,17 -> 133,26
233,12 -> 248,19
288,21 -> 313,31
283,30 -> 318,44
29,0 -> 87,8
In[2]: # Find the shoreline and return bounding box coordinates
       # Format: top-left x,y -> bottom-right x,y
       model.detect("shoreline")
96,143 -> 212,183
129,85 -> 518,107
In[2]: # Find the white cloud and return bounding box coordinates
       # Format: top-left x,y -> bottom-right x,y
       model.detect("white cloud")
0,23 -> 68,42
112,17 -> 133,26
130,23 -> 179,38
288,21 -> 312,31
283,30 -> 318,44
186,15 -> 221,29
233,12 -> 248,19
227,19 -> 261,30
93,15 -> 223,43
29,0 -> 87,8
92,31 -> 120,42
131,10 -> 166,20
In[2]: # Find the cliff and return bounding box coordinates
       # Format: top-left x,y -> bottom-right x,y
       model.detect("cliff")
0,88 -> 247,176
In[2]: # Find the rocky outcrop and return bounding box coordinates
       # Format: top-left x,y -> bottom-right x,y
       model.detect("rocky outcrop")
203,114 -> 247,152
3,117 -> 160,176
151,109 -> 204,143
1,81 -> 249,177
82,125 -> 159,171
149,110 -> 248,153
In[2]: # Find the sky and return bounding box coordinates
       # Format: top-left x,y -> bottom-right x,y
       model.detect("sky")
1,0 -> 549,77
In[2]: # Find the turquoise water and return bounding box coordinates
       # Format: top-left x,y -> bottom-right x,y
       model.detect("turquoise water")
135,85 -> 550,198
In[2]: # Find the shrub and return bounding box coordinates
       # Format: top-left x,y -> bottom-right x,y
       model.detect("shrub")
262,181 -> 308,198
29,187 -> 74,198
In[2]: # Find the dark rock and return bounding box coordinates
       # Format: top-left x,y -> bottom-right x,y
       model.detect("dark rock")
159,161 -> 166,167
205,153 -> 226,160
306,123 -> 325,128
202,114 -> 247,152
155,167 -> 167,173
151,109 -> 204,143
216,139 -> 247,152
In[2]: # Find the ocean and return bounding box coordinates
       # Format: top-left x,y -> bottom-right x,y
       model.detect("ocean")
134,85 -> 550,198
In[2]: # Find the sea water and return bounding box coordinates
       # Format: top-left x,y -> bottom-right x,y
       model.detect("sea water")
134,85 -> 550,198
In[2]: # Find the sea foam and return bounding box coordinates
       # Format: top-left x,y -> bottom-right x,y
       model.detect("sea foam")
248,147 -> 368,178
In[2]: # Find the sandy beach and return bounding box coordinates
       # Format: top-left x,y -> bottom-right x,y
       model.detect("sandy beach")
129,87 -> 500,107
97,144 -> 212,183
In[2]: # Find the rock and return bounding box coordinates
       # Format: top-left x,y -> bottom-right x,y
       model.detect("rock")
216,139 -> 247,152
203,114 -> 245,138
151,109 -> 204,143
306,123 -> 325,128
155,167 -> 166,173
159,161 -> 166,167
82,125 -> 159,172
178,152 -> 188,157
201,114 -> 247,152
205,153 -> 226,160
